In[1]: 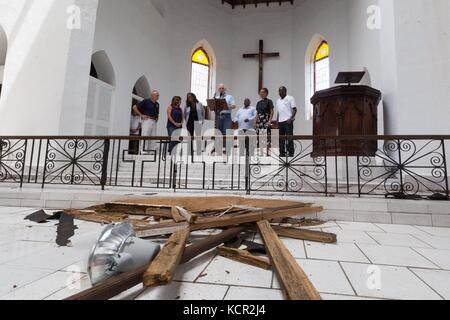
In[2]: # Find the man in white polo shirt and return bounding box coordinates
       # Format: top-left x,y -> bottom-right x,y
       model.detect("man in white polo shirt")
276,86 -> 298,157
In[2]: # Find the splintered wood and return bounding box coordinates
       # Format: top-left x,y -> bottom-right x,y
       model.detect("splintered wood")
218,246 -> 272,270
257,220 -> 321,300
272,226 -> 337,244
66,196 -> 333,301
143,227 -> 190,287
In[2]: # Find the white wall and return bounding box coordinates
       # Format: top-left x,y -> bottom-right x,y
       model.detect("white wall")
292,0 -> 350,134
0,0 -> 98,135
347,0 -> 382,86
91,0 -> 233,136
0,23 -> 6,81
230,7 -> 294,111
391,0 -> 450,135
166,0 -> 233,107
1,0 -> 448,137
208,0 -> 351,135
92,0 -> 168,136
59,0 -> 98,134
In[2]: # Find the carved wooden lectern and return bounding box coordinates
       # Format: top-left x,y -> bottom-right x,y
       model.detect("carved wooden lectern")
311,72 -> 382,157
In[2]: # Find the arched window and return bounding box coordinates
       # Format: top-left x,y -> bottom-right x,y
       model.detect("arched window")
0,25 -> 7,99
190,48 -> 210,105
313,41 -> 330,93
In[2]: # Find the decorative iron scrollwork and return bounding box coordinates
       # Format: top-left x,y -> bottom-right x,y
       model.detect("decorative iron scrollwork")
358,139 -> 448,199
249,140 -> 327,193
0,139 -> 27,185
43,139 -> 104,186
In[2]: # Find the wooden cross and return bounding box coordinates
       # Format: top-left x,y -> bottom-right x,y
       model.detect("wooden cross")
243,40 -> 280,91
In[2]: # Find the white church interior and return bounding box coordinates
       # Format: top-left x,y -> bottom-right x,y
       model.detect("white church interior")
0,0 -> 450,302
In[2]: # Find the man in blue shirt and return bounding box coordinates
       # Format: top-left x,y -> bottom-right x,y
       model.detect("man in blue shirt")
235,98 -> 256,132
132,90 -> 160,154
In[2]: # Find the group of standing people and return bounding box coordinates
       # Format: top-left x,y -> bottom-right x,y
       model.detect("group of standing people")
131,84 -> 298,157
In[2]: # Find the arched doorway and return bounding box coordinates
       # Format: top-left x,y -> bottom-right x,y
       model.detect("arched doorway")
0,25 -> 7,100
85,50 -> 115,135
129,76 -> 150,154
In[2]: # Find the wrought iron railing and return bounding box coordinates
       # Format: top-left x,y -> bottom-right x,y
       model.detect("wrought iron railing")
0,135 -> 449,200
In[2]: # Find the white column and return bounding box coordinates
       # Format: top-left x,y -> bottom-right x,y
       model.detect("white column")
0,0 -> 98,136
59,0 -> 99,135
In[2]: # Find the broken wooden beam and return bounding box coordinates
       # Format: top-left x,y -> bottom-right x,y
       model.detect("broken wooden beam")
272,218 -> 326,227
257,220 -> 321,300
181,227 -> 246,263
132,204 -> 322,235
65,227 -> 245,300
64,210 -> 127,224
103,203 -> 173,218
171,206 -> 186,223
271,226 -> 337,244
64,209 -> 153,229
189,205 -> 323,231
218,246 -> 271,270
136,222 -> 190,238
175,206 -> 197,223
143,227 -> 190,287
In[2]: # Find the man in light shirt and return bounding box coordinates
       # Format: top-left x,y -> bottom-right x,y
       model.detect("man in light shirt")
214,83 -> 236,136
214,83 -> 236,154
235,98 -> 256,132
276,86 -> 298,157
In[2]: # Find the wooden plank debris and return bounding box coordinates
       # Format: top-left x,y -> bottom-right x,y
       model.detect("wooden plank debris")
64,197 -> 331,301
171,206 -> 186,223
104,202 -> 173,218
136,222 -> 190,238
273,218 -> 326,227
257,220 -> 321,300
190,205 -> 323,231
175,206 -> 197,223
64,209 -> 152,228
181,227 -> 246,263
271,226 -> 337,244
143,227 -> 190,287
66,227 -> 246,300
218,246 -> 271,270
64,210 -> 127,224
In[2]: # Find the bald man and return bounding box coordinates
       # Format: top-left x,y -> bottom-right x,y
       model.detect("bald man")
133,90 -> 160,154
214,84 -> 236,136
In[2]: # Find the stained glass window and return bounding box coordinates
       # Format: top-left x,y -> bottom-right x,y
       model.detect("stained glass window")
191,48 -> 210,104
314,41 -> 330,93
192,48 -> 210,66
315,42 -> 329,61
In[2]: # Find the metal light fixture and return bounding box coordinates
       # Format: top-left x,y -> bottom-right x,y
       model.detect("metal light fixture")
88,222 -> 160,285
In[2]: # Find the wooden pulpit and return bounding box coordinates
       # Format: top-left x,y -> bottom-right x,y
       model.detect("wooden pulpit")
311,72 -> 382,157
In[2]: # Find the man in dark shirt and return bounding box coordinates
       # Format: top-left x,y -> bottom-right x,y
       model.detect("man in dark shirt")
133,90 -> 160,154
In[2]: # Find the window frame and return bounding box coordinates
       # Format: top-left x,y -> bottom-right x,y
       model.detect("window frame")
190,47 -> 211,103
313,41 -> 330,94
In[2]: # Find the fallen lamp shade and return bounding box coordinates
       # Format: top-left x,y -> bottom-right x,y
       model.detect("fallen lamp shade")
88,222 -> 160,285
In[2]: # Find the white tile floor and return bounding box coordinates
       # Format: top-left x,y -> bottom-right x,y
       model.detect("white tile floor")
1,206 -> 450,300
